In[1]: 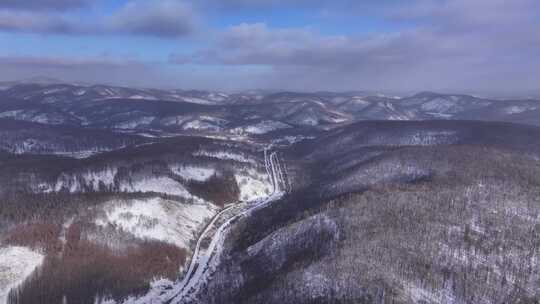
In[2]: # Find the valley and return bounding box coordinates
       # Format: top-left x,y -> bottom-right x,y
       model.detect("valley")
0,82 -> 539,304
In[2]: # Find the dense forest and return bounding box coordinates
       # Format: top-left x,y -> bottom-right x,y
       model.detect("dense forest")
190,122 -> 540,304
0,135 -> 271,304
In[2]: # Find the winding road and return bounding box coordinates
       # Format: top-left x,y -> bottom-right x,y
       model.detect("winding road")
168,148 -> 287,303
128,147 -> 288,304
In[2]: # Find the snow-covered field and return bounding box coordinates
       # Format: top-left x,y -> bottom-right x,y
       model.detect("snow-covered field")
37,168 -> 207,202
180,97 -> 217,105
420,97 -> 462,113
119,176 -> 203,200
160,115 -> 193,127
0,139 -> 115,159
120,148 -> 286,304
0,110 -> 66,125
95,197 -> 218,250
0,246 -> 44,304
39,168 -> 118,193
51,150 -> 112,159
193,150 -> 256,164
403,130 -> 458,146
114,116 -> 155,129
235,169 -> 272,201
171,165 -> 216,182
504,105 -> 537,115
181,116 -> 228,132
231,120 -> 291,135
33,159 -> 271,206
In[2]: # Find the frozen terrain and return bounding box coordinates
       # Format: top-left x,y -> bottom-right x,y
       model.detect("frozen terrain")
95,197 -> 218,250
0,247 -> 44,304
120,148 -> 287,304
235,168 -> 273,201
231,121 -> 291,135
171,165 -> 216,182
193,150 -> 256,164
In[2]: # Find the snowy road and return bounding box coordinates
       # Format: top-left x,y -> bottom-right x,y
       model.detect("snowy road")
125,148 -> 288,304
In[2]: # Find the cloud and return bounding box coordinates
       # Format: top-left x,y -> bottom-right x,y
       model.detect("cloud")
0,0 -> 197,38
0,11 -> 85,34
172,23 -> 419,68
2,0 -> 539,93
196,0 -> 325,9
0,0 -> 89,11
0,56 -> 141,69
0,55 -> 171,88
106,0 -> 197,38
193,0 -> 393,11
391,0 -> 540,27
170,0 -> 540,93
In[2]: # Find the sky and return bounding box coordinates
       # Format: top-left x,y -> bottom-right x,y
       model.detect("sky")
0,0 -> 539,94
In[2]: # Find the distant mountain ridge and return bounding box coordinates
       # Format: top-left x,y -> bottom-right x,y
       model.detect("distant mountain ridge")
0,82 -> 539,138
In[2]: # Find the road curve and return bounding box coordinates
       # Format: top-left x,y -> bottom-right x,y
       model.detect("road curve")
166,148 -> 286,303
123,148 -> 287,304
126,148 -> 287,304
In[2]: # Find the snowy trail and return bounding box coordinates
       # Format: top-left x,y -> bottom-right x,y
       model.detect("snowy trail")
126,148 -> 287,304
167,149 -> 285,303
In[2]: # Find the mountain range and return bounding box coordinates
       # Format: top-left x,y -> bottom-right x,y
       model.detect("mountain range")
1,81 -> 539,304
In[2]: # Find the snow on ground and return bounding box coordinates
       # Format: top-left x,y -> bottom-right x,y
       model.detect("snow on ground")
504,105 -> 536,114
46,168 -> 118,193
118,278 -> 175,304
160,115 -> 192,127
325,115 -> 349,124
207,93 -> 228,102
59,217 -> 76,245
0,246 -> 44,304
182,120 -> 220,132
42,96 -> 60,104
420,98 -> 461,113
358,130 -> 457,147
4,139 -> 39,154
302,269 -> 331,300
292,115 -> 319,126
376,93 -> 402,99
119,177 -> 205,202
135,132 -> 160,138
43,87 -> 67,95
180,97 -> 216,105
193,150 -> 256,164
74,88 -> 87,96
182,116 -> 228,132
119,149 -> 285,304
170,165 -> 216,182
235,169 -> 272,201
231,120 -> 291,135
0,110 -> 66,125
426,112 -> 453,118
128,95 -> 157,100
278,135 -> 315,145
199,116 -> 228,124
95,197 -> 218,249
381,102 -> 411,120
114,116 -> 155,129
406,282 -> 457,304
95,87 -> 119,97
40,169 -> 208,201
51,150 -> 112,159
4,140 -> 122,159
351,97 -> 371,104
404,131 -> 458,146
34,166 -> 221,204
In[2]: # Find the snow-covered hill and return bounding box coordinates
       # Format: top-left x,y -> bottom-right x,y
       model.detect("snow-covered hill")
0,247 -> 44,304
2,81 -> 540,304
